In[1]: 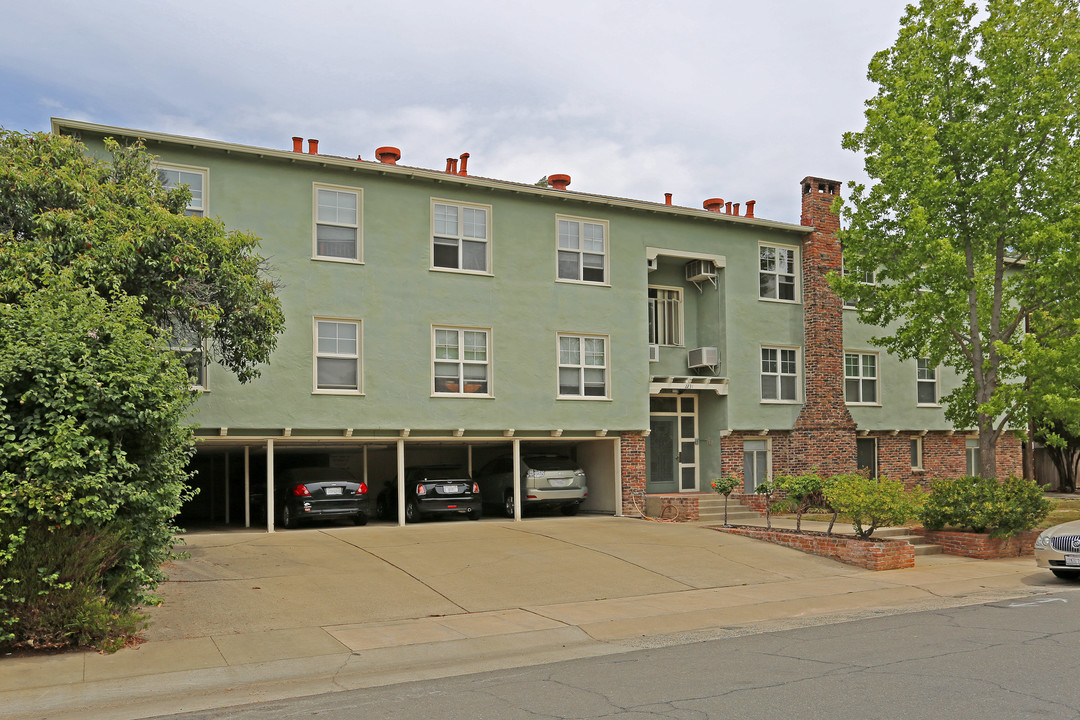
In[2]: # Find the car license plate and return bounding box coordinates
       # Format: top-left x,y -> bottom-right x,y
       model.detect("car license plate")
443,485 -> 460,493
1066,555 -> 1080,567
550,478 -> 571,487
324,487 -> 343,496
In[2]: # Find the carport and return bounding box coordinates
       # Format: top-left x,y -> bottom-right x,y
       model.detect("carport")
186,431 -> 622,532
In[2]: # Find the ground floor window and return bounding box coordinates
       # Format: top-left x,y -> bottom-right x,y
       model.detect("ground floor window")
856,437 -> 878,477
911,437 -> 923,470
966,437 -> 980,476
743,439 -> 769,492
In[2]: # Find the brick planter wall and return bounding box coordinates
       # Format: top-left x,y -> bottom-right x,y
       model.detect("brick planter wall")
716,526 -> 914,570
644,494 -> 701,521
912,528 -> 1041,559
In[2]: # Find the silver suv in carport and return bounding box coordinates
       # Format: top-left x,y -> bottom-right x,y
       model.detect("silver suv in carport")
476,454 -> 588,518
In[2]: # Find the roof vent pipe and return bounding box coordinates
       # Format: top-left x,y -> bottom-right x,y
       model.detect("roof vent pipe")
307,139 -> 319,154
549,174 -> 571,190
458,153 -> 470,176
375,146 -> 401,164
745,200 -> 756,218
733,203 -> 740,216
664,193 -> 673,206
292,136 -> 303,153
703,198 -> 724,212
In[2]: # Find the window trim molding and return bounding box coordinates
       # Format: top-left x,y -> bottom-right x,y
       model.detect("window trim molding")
648,284 -> 684,347
156,162 -> 209,216
168,332 -> 208,391
555,214 -> 611,286
911,436 -> 924,471
312,316 -> 363,395
430,198 -> 493,276
757,242 -> 800,304
312,182 -> 363,264
556,332 -> 611,400
759,345 -> 802,404
844,350 -> 881,406
431,324 -> 493,398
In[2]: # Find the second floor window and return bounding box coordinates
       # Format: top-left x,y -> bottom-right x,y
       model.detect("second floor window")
917,359 -> 938,405
648,287 -> 682,346
845,352 -> 878,404
314,319 -> 361,393
558,334 -> 607,397
759,244 -> 796,301
761,347 -> 799,402
157,165 -> 206,217
557,217 -> 607,283
433,201 -> 489,272
433,327 -> 490,395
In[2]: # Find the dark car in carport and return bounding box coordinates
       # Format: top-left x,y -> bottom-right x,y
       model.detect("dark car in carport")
278,467 -> 371,528
376,465 -> 482,522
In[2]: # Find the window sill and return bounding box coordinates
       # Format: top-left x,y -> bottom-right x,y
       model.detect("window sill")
312,256 -> 364,265
556,278 -> 611,288
760,399 -> 801,405
557,395 -> 612,401
431,393 -> 494,399
916,403 -> 941,408
758,296 -> 801,305
430,266 -> 493,277
845,402 -> 882,407
312,389 -> 364,396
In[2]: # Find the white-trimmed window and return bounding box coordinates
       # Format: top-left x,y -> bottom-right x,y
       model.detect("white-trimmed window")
760,347 -> 799,402
314,185 -> 361,261
841,255 -> 876,308
845,352 -> 878,404
743,439 -> 770,493
433,327 -> 490,395
759,244 -> 797,301
557,216 -> 608,284
157,164 -> 207,217
911,437 -> 924,470
966,437 -> 981,477
432,201 -> 490,273
558,334 -> 608,398
314,318 -> 361,393
917,359 -> 939,405
168,327 -> 207,390
648,287 -> 683,346
857,437 -> 878,476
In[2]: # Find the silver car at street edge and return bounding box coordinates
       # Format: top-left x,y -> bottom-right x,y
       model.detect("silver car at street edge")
1035,519 -> 1080,579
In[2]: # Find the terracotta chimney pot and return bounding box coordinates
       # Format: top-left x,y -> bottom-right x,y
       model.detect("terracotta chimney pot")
292,136 -> 303,153
549,173 -> 571,190
703,198 -> 724,212
375,146 -> 401,164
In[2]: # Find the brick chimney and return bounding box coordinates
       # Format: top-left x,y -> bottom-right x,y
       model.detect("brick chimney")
791,176 -> 856,474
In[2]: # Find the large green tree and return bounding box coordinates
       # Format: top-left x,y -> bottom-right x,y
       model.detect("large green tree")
833,0 -> 1080,478
0,129 -> 285,649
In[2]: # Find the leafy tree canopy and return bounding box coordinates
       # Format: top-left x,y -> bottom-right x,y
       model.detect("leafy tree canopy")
0,129 -> 285,383
832,0 -> 1080,478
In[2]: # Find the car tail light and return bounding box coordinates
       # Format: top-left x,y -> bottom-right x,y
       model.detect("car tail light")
472,482 -> 479,493
291,484 -> 311,497
357,482 -> 368,495
417,484 -> 427,496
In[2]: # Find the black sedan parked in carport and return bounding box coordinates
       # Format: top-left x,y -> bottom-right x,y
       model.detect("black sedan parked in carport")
278,467 -> 371,528
376,465 -> 482,522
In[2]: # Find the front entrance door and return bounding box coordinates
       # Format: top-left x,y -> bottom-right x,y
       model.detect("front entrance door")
646,394 -> 699,492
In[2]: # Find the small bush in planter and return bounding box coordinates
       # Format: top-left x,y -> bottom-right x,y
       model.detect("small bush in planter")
823,474 -> 924,540
921,475 -> 1051,538
774,472 -> 834,533
710,475 -> 742,527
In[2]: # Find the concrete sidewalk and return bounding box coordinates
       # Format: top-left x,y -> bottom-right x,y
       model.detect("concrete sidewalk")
0,515 -> 1068,720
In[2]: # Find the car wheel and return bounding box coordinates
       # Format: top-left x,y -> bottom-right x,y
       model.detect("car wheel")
1051,569 -> 1080,579
405,499 -> 419,523
560,504 -> 580,516
467,506 -> 482,521
375,495 -> 389,521
282,504 -> 296,529
503,492 -> 516,518
354,513 -> 368,526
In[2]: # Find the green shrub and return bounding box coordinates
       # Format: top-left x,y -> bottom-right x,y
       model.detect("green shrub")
823,474 -> 924,539
921,475 -> 1051,538
774,472 -> 833,533
0,521 -> 145,651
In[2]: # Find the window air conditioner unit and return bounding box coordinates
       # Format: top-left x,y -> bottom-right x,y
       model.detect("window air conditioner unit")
685,259 -> 716,283
687,346 -> 718,369
649,344 -> 660,363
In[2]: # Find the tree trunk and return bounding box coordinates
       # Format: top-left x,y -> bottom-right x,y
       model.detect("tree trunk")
978,414 -> 998,479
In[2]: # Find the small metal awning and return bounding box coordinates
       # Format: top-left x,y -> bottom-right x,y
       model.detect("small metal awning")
649,376 -> 729,396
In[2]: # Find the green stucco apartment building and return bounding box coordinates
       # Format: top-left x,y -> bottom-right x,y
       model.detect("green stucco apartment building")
52,119 -> 1022,529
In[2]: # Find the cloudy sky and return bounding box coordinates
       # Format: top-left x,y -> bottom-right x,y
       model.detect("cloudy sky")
1,0 -> 912,224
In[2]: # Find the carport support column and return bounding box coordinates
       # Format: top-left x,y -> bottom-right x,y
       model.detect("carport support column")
513,438 -> 522,521
266,439 -> 275,533
244,446 -> 251,528
396,439 -> 406,527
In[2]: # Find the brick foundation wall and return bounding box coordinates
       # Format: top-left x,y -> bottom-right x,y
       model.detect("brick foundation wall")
996,433 -> 1024,478
620,431 -> 646,516
716,527 -> 915,570
913,528 -> 1040,559
644,494 -> 701,521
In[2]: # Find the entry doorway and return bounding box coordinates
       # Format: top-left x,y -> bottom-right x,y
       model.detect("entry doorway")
646,394 -> 699,492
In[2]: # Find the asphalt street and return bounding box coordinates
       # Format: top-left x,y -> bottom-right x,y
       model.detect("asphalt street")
151,588 -> 1080,720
